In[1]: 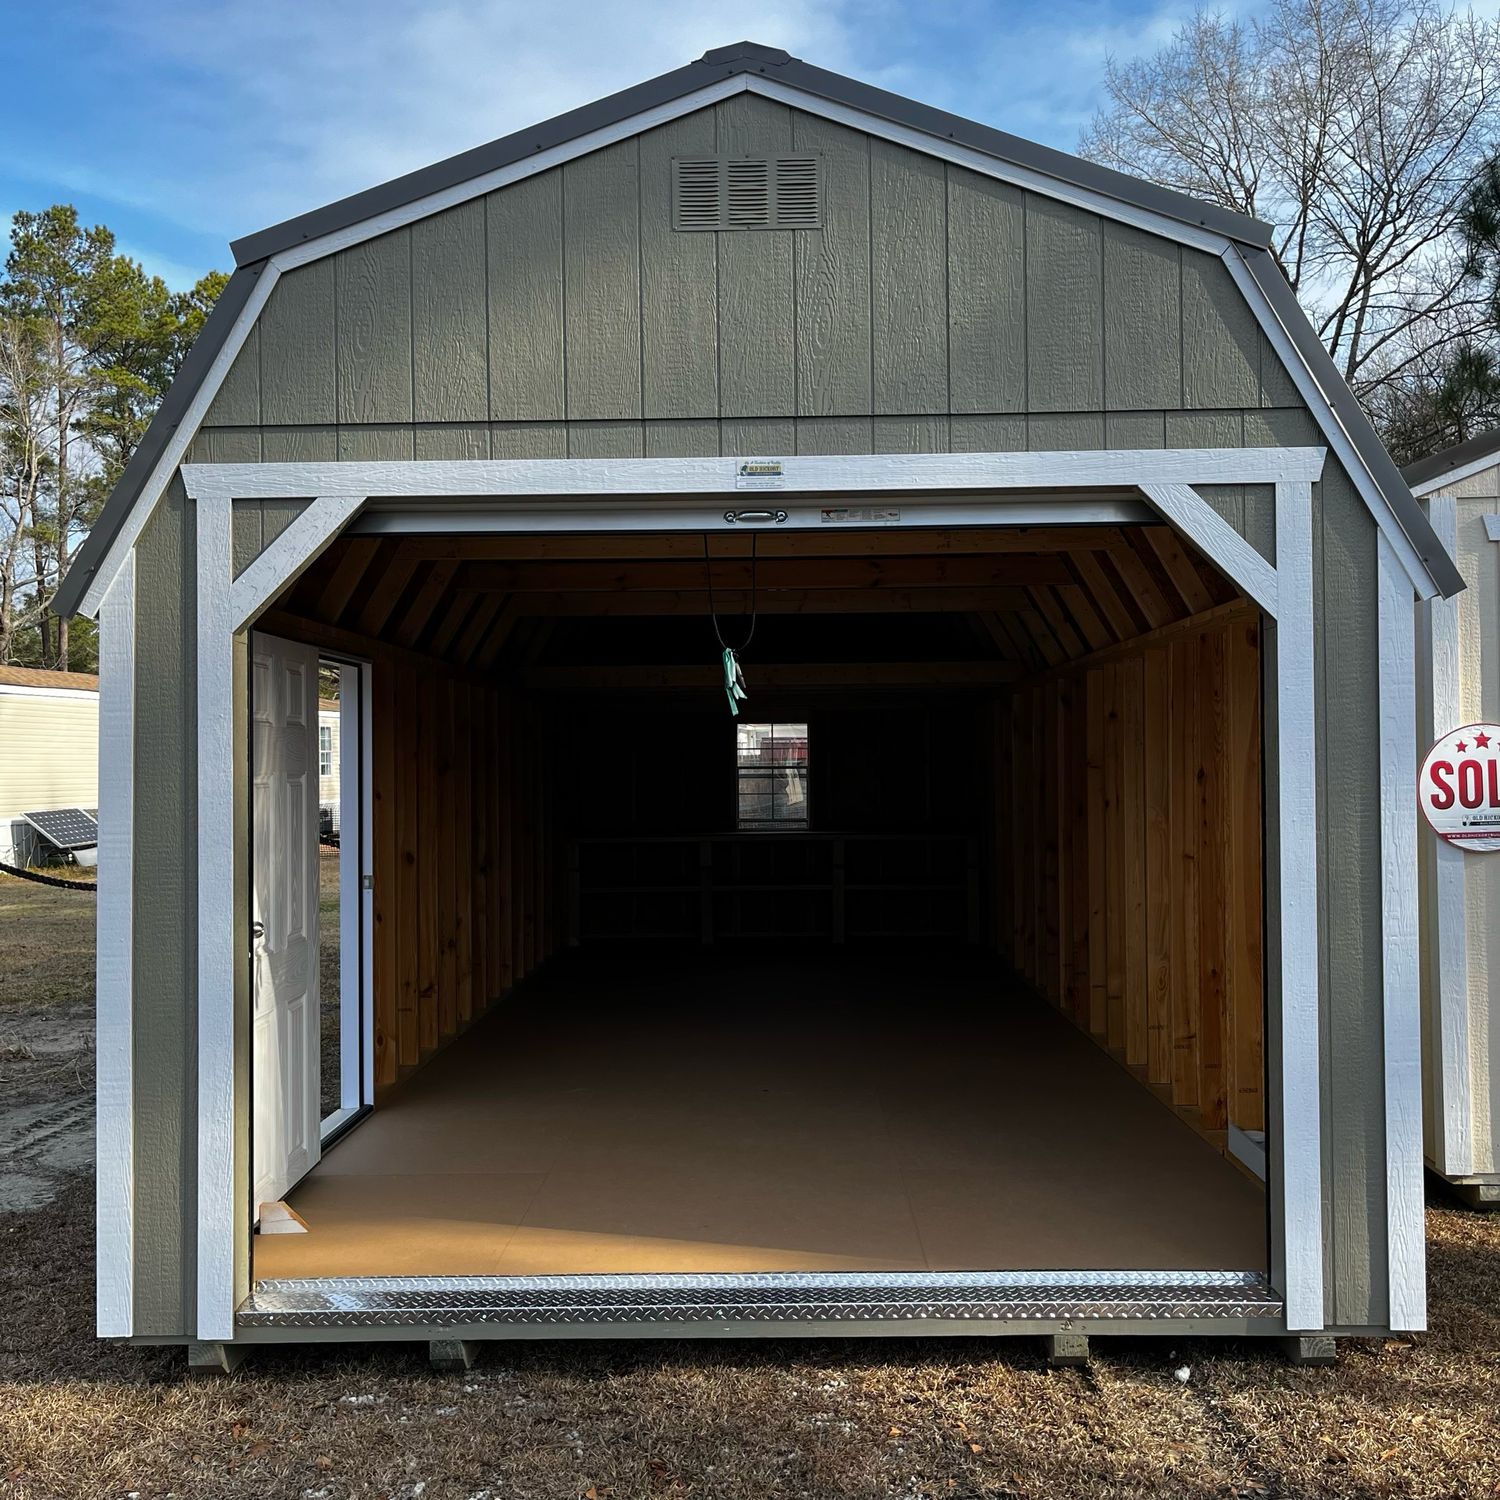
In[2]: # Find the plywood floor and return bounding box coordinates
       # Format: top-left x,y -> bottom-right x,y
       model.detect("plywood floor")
256,949 -> 1266,1279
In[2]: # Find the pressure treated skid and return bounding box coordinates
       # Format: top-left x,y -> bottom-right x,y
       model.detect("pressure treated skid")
66,43 -> 1447,1352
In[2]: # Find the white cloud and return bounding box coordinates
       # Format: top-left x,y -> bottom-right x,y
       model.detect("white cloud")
80,0 -> 858,240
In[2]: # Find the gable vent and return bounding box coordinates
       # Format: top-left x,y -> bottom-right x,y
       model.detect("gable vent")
673,155 -> 822,231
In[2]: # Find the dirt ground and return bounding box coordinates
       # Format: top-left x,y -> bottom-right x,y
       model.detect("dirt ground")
2,872 -> 1499,1500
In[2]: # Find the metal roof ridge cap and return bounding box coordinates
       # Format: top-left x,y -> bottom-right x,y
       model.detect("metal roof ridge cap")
1401,426 -> 1500,489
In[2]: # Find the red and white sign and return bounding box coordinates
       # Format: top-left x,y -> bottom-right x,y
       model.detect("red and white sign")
1420,723 -> 1500,852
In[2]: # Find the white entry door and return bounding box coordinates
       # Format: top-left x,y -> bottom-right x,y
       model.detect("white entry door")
251,633 -> 322,1215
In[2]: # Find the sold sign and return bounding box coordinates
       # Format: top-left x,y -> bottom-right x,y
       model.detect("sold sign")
1420,723 -> 1500,851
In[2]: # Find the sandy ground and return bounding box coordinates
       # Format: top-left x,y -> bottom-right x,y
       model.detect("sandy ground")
2,870 -> 1499,1500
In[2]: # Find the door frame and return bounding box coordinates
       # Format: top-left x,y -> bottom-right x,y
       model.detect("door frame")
314,652 -> 376,1146
172,445 -> 1407,1341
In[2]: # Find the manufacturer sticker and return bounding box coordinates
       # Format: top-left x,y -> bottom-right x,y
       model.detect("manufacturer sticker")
1420,722 -> 1500,851
735,459 -> 786,490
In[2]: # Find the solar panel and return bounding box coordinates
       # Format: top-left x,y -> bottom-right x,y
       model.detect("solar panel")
22,807 -> 100,853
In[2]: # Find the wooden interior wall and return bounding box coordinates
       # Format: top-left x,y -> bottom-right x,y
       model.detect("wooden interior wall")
995,610 -> 1265,1145
369,669 -> 558,1096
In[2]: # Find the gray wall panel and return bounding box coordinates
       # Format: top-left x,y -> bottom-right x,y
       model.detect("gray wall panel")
947,172 -> 1024,415
796,415 -> 874,454
639,113 -> 719,419
411,201 -> 488,423
1105,410 -> 1166,448
1103,225 -> 1181,411
131,482 -> 196,1336
563,140 -> 643,421
490,421 -> 566,458
949,414 -> 1026,451
645,419 -> 720,457
1025,195 -> 1104,413
723,417 -> 795,455
1182,251 -> 1260,410
871,140 -> 948,414
487,172 -> 565,421
260,260 -> 336,426
336,230 -> 413,424
415,423 -> 490,460
793,113 -> 873,416
714,95 -> 796,418
874,415 -> 950,453
205,323 -> 259,427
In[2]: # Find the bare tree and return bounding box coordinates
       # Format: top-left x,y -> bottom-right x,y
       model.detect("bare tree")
1081,0 -> 1500,401
0,316 -> 53,665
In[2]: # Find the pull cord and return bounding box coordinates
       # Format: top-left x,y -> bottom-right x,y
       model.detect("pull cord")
704,531 -> 757,652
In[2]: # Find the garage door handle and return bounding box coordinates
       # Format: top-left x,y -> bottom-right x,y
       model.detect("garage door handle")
724,508 -> 787,524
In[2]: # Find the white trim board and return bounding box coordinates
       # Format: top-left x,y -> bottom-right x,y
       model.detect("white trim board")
70,71 -> 1440,617
1418,495 -> 1472,1176
95,552 -> 135,1338
1484,514 -> 1500,543
180,448 -> 1325,505
188,456 -> 1334,1337
0,683 -> 99,701
1376,529 -> 1426,1331
1409,455 -> 1500,498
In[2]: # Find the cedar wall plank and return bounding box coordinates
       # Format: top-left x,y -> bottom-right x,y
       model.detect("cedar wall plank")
1003,618 -> 1263,1155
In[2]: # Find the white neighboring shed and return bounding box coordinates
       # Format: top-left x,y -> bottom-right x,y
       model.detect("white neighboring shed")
0,665 -> 100,867
1406,431 -> 1500,1207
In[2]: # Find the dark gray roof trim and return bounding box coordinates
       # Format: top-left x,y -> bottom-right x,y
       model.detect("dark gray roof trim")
52,262 -> 267,618
1402,427 -> 1500,489
1236,246 -> 1464,600
234,41 -> 1274,267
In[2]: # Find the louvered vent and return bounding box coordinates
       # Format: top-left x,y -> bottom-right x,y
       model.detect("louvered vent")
673,155 -> 822,231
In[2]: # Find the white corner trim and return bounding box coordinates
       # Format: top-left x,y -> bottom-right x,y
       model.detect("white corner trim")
228,495 -> 367,631
1272,478 -> 1326,1331
1139,482 -> 1279,614
1421,495 -> 1472,1176
179,448 -> 1325,506
195,488 -> 238,1340
95,551 -> 135,1339
1220,247 -> 1439,604
76,266 -> 282,620
1376,530 -> 1426,1331
337,669 -> 364,1116
359,662 -> 375,1107
1483,514 -> 1500,543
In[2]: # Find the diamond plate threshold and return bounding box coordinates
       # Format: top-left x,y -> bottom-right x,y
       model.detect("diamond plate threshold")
238,1270 -> 1283,1328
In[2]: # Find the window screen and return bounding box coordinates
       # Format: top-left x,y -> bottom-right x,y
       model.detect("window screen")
736,722 -> 809,830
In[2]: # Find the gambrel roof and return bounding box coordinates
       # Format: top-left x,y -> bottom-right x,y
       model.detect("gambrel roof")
54,40 -> 1463,616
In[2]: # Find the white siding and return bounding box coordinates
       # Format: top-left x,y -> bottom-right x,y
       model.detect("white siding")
0,689 -> 101,863
1419,459 -> 1500,1182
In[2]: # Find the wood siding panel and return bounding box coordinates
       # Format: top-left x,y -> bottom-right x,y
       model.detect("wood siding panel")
871,140 -> 948,414
206,322 -> 260,426
715,94 -> 796,418
131,484 -> 195,1335
948,171 -> 1024,414
1182,250 -> 1260,410
793,113 -> 872,415
487,171 -> 565,421
336,231 -> 413,424
411,201 -> 488,423
639,112 -> 719,419
1025,195 -> 1103,413
563,140 -> 642,421
1103,224 -> 1181,411
260,261 -> 337,425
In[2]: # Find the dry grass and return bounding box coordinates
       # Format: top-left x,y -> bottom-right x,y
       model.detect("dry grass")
2,875 -> 1499,1500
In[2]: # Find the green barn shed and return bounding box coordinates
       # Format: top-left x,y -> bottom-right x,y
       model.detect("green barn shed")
55,43 -> 1459,1368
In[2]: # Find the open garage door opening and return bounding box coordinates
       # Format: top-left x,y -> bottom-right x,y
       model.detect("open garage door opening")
245,515 -> 1270,1292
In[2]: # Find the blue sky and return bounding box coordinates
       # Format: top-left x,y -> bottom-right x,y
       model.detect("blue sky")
0,0 -> 1216,289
